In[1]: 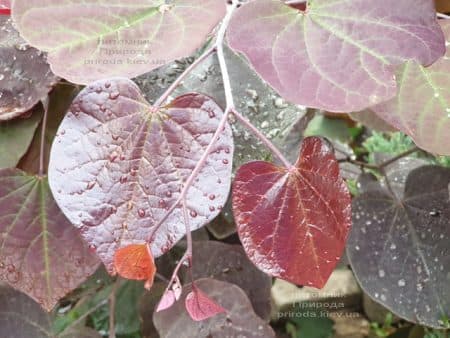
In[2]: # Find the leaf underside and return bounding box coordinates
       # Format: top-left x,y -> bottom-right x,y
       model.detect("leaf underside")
347,166 -> 450,328
227,0 -> 445,112
0,169 -> 99,311
373,21 -> 450,155
12,0 -> 226,84
232,137 -> 351,288
48,78 -> 234,272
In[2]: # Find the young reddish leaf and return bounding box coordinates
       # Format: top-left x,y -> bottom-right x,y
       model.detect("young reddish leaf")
0,169 -> 99,311
114,244 -> 156,290
0,0 -> 10,15
154,278 -> 276,337
48,78 -> 234,272
0,16 -> 58,120
227,0 -> 445,112
232,137 -> 351,288
373,21 -> 450,155
156,290 -> 177,313
185,287 -> 226,321
347,166 -> 450,328
12,0 -> 226,85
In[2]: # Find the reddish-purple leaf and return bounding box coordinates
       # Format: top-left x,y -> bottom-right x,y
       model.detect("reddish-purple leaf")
153,278 -> 276,338
0,16 -> 58,120
227,0 -> 445,112
185,287 -> 226,321
373,21 -> 450,155
0,0 -> 10,15
232,137 -> 351,288
0,169 -> 99,311
48,78 -> 234,272
12,0 -> 226,84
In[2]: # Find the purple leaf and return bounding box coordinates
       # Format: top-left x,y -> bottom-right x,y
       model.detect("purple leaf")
153,278 -> 276,337
12,0 -> 226,84
0,16 -> 58,120
48,78 -> 234,272
0,169 -> 99,311
227,0 -> 445,112
373,21 -> 450,155
347,166 -> 450,328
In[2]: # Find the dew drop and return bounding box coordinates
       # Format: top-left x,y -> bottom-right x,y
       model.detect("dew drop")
109,91 -> 120,100
138,209 -> 146,217
209,206 -> 215,211
209,194 -> 216,200
159,199 -> 166,208
86,181 -> 96,190
222,159 -> 229,165
378,269 -> 385,278
390,243 -> 396,250
105,82 -> 111,88
109,151 -> 119,162
88,244 -> 96,252
398,279 -> 406,287
166,191 -> 172,198
208,110 -> 215,118
190,210 -> 198,218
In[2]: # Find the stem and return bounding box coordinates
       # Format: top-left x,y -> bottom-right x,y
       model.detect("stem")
38,97 -> 50,177
153,47 -> 216,108
108,279 -> 119,338
437,13 -> 450,19
231,109 -> 294,169
378,147 -> 420,169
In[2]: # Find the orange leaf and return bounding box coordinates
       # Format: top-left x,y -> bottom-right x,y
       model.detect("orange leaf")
113,244 -> 156,290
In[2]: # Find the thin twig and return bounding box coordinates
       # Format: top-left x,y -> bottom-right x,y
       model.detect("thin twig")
437,13 -> 450,20
378,147 -> 420,168
38,97 -> 50,177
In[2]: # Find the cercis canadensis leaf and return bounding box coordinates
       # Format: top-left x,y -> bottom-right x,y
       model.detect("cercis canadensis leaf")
373,21 -> 450,155
227,0 -> 445,112
0,16 -> 58,120
185,287 -> 226,321
232,137 -> 351,288
0,169 -> 99,312
48,78 -> 234,273
12,0 -> 226,85
347,166 -> 450,328
114,244 -> 156,290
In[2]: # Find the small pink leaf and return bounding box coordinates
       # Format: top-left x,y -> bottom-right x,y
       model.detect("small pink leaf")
227,0 -> 445,112
185,287 -> 226,322
156,290 -> 177,313
232,137 -> 351,288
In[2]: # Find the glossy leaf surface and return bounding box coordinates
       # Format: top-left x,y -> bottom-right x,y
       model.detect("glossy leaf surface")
347,166 -> 450,328
0,107 -> 42,169
373,21 -> 450,155
228,0 -> 445,112
0,169 -> 99,311
114,244 -> 156,290
0,16 -> 57,120
48,78 -> 234,272
232,137 -> 351,288
153,278 -> 276,337
189,241 -> 272,320
12,0 -> 226,84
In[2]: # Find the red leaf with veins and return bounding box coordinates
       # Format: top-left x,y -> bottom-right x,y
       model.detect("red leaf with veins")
185,287 -> 226,321
232,137 -> 351,288
48,78 -> 233,272
227,0 -> 444,112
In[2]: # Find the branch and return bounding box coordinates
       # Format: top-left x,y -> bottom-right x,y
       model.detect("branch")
437,13 -> 450,19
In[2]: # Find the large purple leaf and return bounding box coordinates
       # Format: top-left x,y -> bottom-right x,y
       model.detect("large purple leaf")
0,16 -> 58,120
48,78 -> 234,272
153,278 -> 276,338
12,0 -> 226,85
373,21 -> 450,155
347,166 -> 450,328
0,169 -> 99,311
227,0 -> 445,112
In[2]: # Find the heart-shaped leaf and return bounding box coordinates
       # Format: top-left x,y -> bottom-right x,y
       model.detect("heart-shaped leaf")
12,0 -> 226,84
373,21 -> 450,155
347,166 -> 450,328
232,137 -> 351,288
185,287 -> 226,321
48,78 -> 234,272
227,0 -> 445,112
0,16 -> 58,120
0,169 -> 99,311
153,278 -> 276,337
114,244 -> 156,290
